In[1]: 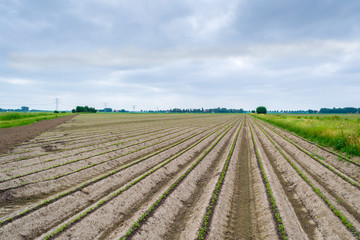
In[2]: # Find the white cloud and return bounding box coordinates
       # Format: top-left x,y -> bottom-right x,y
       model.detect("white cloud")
1,0 -> 360,110
0,77 -> 35,85
7,40 -> 360,72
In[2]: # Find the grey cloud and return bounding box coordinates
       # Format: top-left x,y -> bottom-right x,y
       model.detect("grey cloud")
1,0 -> 360,110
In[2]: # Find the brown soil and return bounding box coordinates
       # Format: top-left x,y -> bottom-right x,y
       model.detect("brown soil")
0,115 -> 77,154
1,114 -> 360,240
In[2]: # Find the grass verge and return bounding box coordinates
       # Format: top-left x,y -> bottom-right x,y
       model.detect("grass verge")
252,114 -> 360,157
254,119 -> 360,239
0,112 -> 73,128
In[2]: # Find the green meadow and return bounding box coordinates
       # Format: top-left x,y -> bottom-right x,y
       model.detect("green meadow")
253,114 -> 360,157
0,112 -> 72,128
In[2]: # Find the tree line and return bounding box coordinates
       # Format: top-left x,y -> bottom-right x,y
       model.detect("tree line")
72,106 -> 97,113
319,107 -> 360,114
168,108 -> 246,113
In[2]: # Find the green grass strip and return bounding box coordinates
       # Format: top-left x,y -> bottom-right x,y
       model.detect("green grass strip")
0,120 -> 232,228
118,120 -> 240,240
253,119 -> 360,239
0,113 -> 73,128
252,118 -> 360,190
197,120 -> 243,239
248,121 -> 288,240
252,115 -> 360,165
43,120 -> 237,239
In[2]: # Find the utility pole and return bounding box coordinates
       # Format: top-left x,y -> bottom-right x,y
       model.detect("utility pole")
132,105 -> 136,112
55,98 -> 59,111
104,102 -> 108,109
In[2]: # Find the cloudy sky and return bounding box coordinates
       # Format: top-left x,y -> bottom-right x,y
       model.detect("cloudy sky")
1,0 -> 360,111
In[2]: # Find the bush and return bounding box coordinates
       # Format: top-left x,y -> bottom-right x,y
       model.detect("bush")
72,106 -> 97,113
256,106 -> 267,114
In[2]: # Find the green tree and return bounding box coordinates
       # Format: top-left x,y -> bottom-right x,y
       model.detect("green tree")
256,106 -> 267,114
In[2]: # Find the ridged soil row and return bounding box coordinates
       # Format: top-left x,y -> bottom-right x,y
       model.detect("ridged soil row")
108,119 -> 242,240
2,123 -> 199,165
0,126 -> 193,181
252,118 -> 360,238
252,118 -> 360,190
252,117 -> 360,237
7,124 -> 182,159
206,119 -> 253,239
196,120 -> 243,239
0,125 -> 209,191
0,120 -> 233,209
249,118 -> 359,239
15,128 -> 128,148
8,115 -> 233,170
2,115 -> 230,162
0,127 -> 185,178
254,118 -> 360,179
37,119 -> 240,240
31,114 -> 226,143
0,123 -> 177,163
0,119 -> 234,227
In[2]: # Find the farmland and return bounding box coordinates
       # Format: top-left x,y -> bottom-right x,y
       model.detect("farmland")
253,114 -> 360,156
0,113 -> 360,239
0,112 -> 72,129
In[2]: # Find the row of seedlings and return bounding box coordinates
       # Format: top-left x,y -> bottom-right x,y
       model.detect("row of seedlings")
197,120 -> 243,239
0,119 -> 235,228
43,120 -> 239,239
118,121 -> 240,239
252,118 -> 360,189
252,119 -> 360,239
248,121 -> 288,239
1,124 -> 218,190
253,116 -> 360,166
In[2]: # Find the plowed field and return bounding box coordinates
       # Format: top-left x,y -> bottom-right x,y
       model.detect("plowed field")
1,114 -> 360,240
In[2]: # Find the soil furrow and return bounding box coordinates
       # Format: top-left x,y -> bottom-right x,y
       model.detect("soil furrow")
0,125 -> 181,164
253,118 -> 360,229
39,120 -> 239,240
251,118 -> 359,239
0,120 -> 233,226
0,127 -> 206,191
254,118 -> 360,183
107,120 -> 240,240
210,120 -> 253,239
0,127 -> 189,182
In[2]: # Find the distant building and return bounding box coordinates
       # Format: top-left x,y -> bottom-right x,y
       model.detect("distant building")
21,106 -> 29,112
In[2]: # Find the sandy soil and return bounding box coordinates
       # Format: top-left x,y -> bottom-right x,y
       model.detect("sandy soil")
0,115 -> 76,154
0,114 -> 359,240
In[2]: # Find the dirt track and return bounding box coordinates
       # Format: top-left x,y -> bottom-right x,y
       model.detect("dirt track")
0,114 -> 359,240
0,115 -> 77,154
